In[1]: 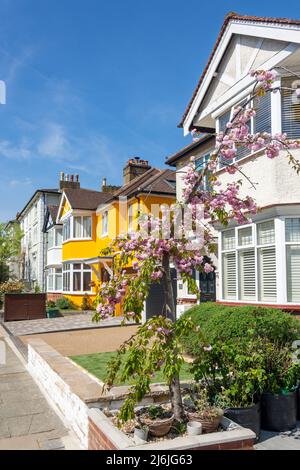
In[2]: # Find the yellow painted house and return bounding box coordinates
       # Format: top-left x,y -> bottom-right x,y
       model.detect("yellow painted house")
56,159 -> 176,314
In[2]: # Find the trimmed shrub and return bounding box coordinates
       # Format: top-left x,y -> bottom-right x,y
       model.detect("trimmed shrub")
55,296 -> 76,310
181,302 -> 300,355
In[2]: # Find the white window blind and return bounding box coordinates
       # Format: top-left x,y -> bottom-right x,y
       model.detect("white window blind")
286,245 -> 300,302
258,247 -> 277,301
83,217 -> 92,238
257,220 -> 275,245
222,252 -> 236,299
238,227 -> 252,246
102,211 -> 108,235
253,93 -> 272,134
281,76 -> 300,139
286,218 -> 300,243
222,229 -> 235,250
239,249 -> 256,300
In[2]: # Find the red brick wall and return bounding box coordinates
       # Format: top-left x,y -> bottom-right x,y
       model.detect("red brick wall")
47,293 -> 63,302
88,417 -> 117,450
88,416 -> 254,451
177,298 -> 197,305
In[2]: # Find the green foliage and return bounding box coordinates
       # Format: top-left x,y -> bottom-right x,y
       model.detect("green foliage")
147,405 -> 164,420
81,293 -> 91,311
46,300 -> 56,309
104,315 -> 207,423
55,296 -> 75,310
0,280 -> 24,303
0,222 -> 23,282
33,284 -> 41,293
181,303 -> 300,355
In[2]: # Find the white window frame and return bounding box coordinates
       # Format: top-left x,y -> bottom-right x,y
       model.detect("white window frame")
220,219 -> 278,304
48,227 -> 63,249
284,216 -> 300,304
62,262 -> 93,294
47,267 -> 62,293
101,211 -> 108,237
62,215 -> 92,243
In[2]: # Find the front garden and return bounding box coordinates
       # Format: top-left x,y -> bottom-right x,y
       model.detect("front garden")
72,303 -> 300,444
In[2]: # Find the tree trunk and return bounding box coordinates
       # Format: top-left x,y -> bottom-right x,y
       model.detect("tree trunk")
162,252 -> 184,422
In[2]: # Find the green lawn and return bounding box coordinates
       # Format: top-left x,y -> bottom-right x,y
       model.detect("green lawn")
70,351 -> 193,386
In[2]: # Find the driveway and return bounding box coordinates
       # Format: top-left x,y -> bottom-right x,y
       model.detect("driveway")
20,324 -> 138,356
2,313 -> 135,336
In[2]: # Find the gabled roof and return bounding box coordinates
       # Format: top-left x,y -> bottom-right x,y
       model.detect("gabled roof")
166,135 -> 214,167
63,187 -> 112,211
178,12 -> 300,130
104,168 -> 176,202
43,204 -> 62,232
16,189 -> 60,220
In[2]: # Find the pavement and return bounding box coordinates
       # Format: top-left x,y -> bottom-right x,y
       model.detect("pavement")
2,313 -> 135,336
0,335 -> 80,450
255,424 -> 300,450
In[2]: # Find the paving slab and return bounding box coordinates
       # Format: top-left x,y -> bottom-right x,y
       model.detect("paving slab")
0,342 -> 79,449
2,313 -> 135,336
255,423 -> 300,450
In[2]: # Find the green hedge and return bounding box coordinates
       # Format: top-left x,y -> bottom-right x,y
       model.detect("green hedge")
181,302 -> 300,355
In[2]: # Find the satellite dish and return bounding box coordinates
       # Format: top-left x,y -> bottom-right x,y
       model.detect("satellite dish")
0,80 -> 6,104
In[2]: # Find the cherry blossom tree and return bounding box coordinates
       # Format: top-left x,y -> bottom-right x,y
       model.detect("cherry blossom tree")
94,69 -> 300,423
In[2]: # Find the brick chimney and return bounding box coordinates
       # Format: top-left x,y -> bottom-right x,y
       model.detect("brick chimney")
101,176 -> 121,193
123,157 -> 151,185
59,172 -> 80,190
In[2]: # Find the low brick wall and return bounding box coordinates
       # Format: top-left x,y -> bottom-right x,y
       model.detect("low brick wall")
47,293 -> 63,302
88,408 -> 255,450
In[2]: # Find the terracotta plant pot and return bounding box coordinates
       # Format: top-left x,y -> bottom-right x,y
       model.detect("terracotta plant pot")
187,410 -> 223,433
141,415 -> 174,437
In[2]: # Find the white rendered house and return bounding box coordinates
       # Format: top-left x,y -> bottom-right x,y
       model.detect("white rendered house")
167,13 -> 300,315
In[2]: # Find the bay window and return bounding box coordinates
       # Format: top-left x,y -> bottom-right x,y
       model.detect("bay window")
47,267 -> 62,292
63,215 -> 92,241
63,263 -> 92,293
221,220 -> 277,302
48,227 -> 63,248
285,218 -> 300,302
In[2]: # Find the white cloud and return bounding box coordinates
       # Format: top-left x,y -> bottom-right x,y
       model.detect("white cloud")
9,177 -> 32,187
0,139 -> 32,160
37,122 -> 71,159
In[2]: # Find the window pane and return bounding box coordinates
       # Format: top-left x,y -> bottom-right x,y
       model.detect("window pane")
48,274 -> 53,290
55,228 -> 62,246
73,263 -> 81,270
281,76 -> 300,139
257,220 -> 275,245
102,211 -> 108,234
63,272 -> 70,291
258,247 -> 277,301
83,271 -> 91,291
222,252 -> 236,299
55,274 -> 62,291
83,217 -> 92,237
239,249 -> 256,300
48,230 -> 54,248
73,271 -> 81,291
238,227 -> 252,246
286,245 -> 300,302
73,216 -> 82,238
286,218 -> 300,243
253,93 -> 272,134
218,110 -> 231,132
222,230 -> 235,250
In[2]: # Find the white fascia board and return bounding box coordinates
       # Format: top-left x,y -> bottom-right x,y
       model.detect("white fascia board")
198,42 -> 298,122
182,20 -> 300,135
96,202 -> 113,215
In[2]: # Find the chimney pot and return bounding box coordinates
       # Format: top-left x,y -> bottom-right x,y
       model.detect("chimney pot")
70,174 -> 74,182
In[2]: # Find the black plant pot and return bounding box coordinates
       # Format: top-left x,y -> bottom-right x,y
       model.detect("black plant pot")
261,391 -> 297,432
224,403 -> 261,441
297,387 -> 300,421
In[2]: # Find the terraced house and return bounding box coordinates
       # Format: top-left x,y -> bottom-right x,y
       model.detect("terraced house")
167,13 -> 300,314
55,158 -> 176,318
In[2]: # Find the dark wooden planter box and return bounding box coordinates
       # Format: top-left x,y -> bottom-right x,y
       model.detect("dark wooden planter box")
4,293 -> 46,321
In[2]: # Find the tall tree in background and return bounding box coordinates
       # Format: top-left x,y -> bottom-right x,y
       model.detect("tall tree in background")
0,222 -> 23,283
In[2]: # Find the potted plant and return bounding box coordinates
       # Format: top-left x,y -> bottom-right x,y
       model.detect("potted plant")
191,339 -> 265,440
260,342 -> 300,432
46,300 -> 60,318
184,388 -> 223,433
138,405 -> 174,437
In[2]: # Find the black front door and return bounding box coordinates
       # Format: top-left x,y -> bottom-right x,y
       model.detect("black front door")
145,268 -> 177,320
199,271 -> 216,302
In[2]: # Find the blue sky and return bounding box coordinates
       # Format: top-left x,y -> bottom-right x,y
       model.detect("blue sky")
0,0 -> 299,221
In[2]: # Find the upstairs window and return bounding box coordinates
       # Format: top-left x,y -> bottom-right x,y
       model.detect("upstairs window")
195,152 -> 212,190
281,76 -> 300,139
63,218 -> 71,241
102,211 -> 108,236
73,216 -> 92,239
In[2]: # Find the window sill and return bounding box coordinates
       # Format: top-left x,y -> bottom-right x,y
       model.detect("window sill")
62,238 -> 93,244
62,291 -> 94,295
